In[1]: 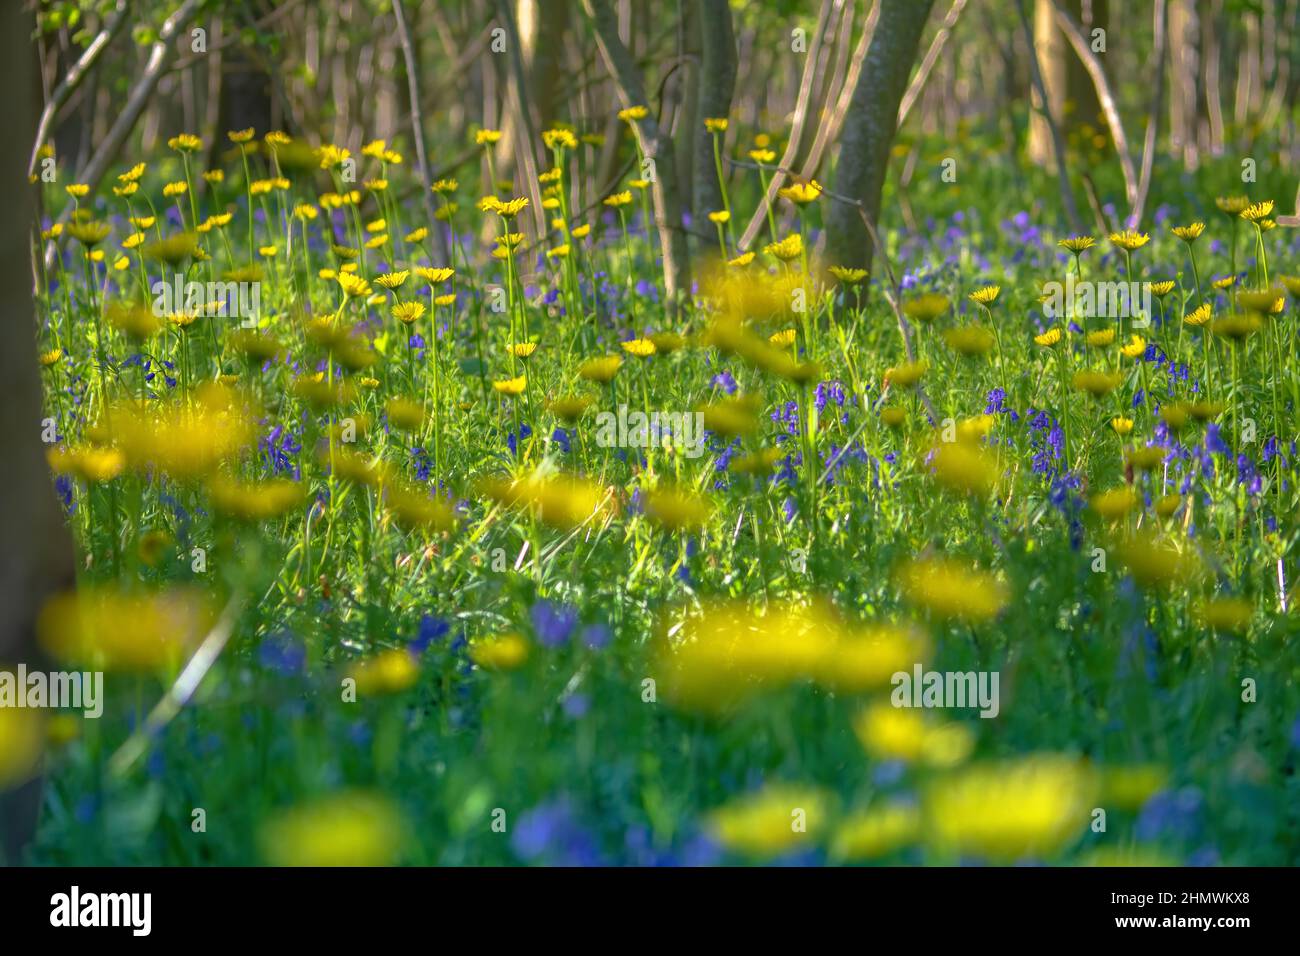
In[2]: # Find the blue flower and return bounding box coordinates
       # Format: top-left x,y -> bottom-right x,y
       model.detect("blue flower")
531,600 -> 577,648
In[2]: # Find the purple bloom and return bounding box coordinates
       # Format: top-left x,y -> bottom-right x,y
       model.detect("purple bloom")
531,600 -> 578,648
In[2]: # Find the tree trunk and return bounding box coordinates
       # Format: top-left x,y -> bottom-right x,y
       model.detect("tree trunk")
825,0 -> 934,272
584,0 -> 691,315
1,1 -> 76,866
691,0 -> 737,228
1027,0 -> 1106,166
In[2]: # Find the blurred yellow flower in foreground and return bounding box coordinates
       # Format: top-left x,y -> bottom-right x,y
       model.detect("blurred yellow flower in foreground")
208,477 -> 303,522
470,633 -> 530,671
656,601 -> 925,712
479,472 -> 611,531
707,784 -> 828,858
853,701 -> 974,767
38,587 -> 214,672
349,649 -> 420,696
831,803 -> 922,861
925,755 -> 1096,861
261,792 -> 404,866
896,557 -> 1009,623
0,707 -> 44,788
112,383 -> 255,481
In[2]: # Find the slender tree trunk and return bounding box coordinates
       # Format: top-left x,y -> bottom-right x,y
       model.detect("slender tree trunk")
691,0 -> 737,227
584,0 -> 691,314
1,1 -> 76,866
825,0 -> 935,272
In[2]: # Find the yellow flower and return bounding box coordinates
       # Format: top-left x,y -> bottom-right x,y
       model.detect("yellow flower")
1119,334 -> 1147,359
207,477 -> 304,521
1108,229 -> 1150,251
414,266 -> 455,284
66,220 -> 112,247
707,210 -> 730,224
432,177 -> 458,193
925,755 -> 1095,862
769,328 -> 797,347
392,301 -> 425,324
1058,235 -> 1096,254
703,117 -> 729,133
1110,416 -> 1134,436
470,633 -> 530,671
1034,327 -> 1062,347
763,233 -> 803,261
578,355 -> 623,383
901,292 -> 949,322
546,395 -> 595,422
896,556 -> 1008,623
479,472 -> 610,530
1198,597 -> 1254,633
1182,303 -> 1212,326
1171,222 -> 1205,242
778,179 -> 822,204
727,251 -> 755,267
542,127 -> 578,150
375,270 -> 410,290
38,586 -> 215,672
967,284 -> 1001,305
1210,312 -> 1263,341
508,342 -> 538,358
884,360 -> 928,388
495,197 -> 530,218
698,394 -> 761,437
349,648 -> 419,696
1072,369 -> 1123,397
1090,487 -> 1140,521
65,183 -> 90,198
337,272 -> 373,298
749,148 -> 777,164
546,244 -> 570,260
942,326 -> 995,357
1239,200 -> 1274,223
828,266 -> 868,284
162,180 -> 188,198
492,375 -> 527,396
1116,532 -> 1199,589
47,444 -> 126,483
603,190 -> 633,208
853,702 -> 973,767
1237,288 -> 1285,313
167,133 -> 202,152
118,162 -> 147,183
1215,195 -> 1249,215
317,144 -> 352,168
925,441 -> 998,497
644,486 -> 713,531
227,127 -> 256,143
620,337 -> 656,358
0,707 -> 44,789
1149,280 -> 1176,297
261,792 -> 404,867
707,784 -> 827,858
386,397 -> 426,432
831,803 -> 922,861
617,105 -> 649,123
39,348 -> 63,367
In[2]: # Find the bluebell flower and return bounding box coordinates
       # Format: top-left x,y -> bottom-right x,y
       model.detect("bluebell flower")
531,599 -> 577,648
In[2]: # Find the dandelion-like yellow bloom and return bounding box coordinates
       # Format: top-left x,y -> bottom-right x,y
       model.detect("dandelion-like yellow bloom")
1239,200 -> 1274,223
778,180 -> 822,204
968,284 -> 1000,305
1057,235 -> 1096,254
603,190 -> 633,208
769,328 -> 797,347
620,337 -> 656,358
884,360 -> 928,388
167,133 -> 201,152
942,326 -> 995,357
706,784 -> 827,858
0,707 -> 44,789
578,355 -> 623,383
901,292 -> 949,323
925,755 -> 1095,862
896,556 -> 1008,623
470,633 -> 530,670
1110,416 -> 1134,436
260,792 -> 404,867
763,233 -> 803,261
38,586 -> 215,672
617,106 -> 649,123
1119,334 -> 1147,359
828,266 -> 868,284
1182,303 -> 1212,326
479,472 -> 610,530
1108,229 -> 1150,251
375,270 -> 409,290
208,477 -> 303,522
1090,487 -> 1140,521
1034,327 -> 1062,347
1215,195 -> 1249,215
644,486 -> 713,531
1171,221 -> 1205,242
1072,369 -> 1123,397
831,804 -> 922,862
